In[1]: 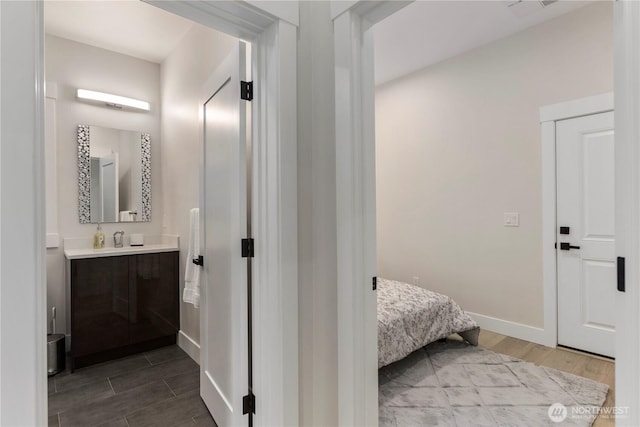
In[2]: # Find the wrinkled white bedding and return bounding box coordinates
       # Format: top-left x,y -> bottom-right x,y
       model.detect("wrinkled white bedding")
377,278 -> 480,368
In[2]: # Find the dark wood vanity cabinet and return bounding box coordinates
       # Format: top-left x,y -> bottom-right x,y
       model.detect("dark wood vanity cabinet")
70,251 -> 179,369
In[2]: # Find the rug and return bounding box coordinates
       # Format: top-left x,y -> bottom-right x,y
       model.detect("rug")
379,340 -> 609,427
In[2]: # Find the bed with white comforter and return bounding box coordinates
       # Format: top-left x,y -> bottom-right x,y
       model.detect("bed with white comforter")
377,278 -> 480,368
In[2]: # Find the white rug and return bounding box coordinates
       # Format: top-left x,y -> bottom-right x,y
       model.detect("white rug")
379,340 -> 609,427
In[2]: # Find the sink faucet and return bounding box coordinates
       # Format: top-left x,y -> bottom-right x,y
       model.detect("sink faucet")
113,231 -> 125,248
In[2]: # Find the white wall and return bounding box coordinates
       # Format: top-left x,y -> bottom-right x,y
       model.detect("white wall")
297,1 -> 339,425
375,2 -> 613,328
1,1 -> 47,424
44,35 -> 162,336
160,24 -> 236,346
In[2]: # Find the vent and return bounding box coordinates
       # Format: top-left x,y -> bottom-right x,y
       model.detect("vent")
507,0 -> 557,18
507,1 -> 542,18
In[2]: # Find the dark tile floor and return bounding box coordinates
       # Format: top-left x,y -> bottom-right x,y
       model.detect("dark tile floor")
48,345 -> 217,427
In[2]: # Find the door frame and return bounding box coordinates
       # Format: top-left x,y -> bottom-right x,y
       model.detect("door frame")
1,1 -> 298,426
133,3 -> 301,426
539,92 -> 614,350
331,2 -> 412,425
613,3 -> 640,425
0,2 -> 47,425
333,1 -> 640,426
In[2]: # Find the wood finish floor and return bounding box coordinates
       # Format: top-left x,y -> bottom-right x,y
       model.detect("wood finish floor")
474,330 -> 615,427
48,345 -> 216,427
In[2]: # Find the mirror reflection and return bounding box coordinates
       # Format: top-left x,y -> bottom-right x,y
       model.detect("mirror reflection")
78,124 -> 150,223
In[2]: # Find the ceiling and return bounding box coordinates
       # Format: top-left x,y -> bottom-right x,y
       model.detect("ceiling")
374,0 -> 594,85
44,0 -> 195,64
45,0 -> 592,77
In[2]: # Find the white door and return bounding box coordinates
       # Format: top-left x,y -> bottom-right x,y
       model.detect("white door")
200,42 -> 251,426
557,111 -> 615,358
100,155 -> 118,223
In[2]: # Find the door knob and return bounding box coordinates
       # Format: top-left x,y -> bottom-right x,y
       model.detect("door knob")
560,242 -> 580,251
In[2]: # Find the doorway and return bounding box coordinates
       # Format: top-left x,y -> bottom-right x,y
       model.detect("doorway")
333,1 -> 624,424
556,111 -> 616,358
25,1 -> 298,426
540,99 -> 617,358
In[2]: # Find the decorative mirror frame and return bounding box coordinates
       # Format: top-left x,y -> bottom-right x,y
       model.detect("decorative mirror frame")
77,124 -> 151,223
140,133 -> 151,222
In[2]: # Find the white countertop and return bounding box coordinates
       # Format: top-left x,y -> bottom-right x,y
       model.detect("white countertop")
64,243 -> 179,260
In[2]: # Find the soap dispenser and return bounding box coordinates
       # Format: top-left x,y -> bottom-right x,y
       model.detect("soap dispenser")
93,224 -> 105,249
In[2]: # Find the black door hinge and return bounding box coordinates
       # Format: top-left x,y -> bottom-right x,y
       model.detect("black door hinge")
242,238 -> 254,258
618,257 -> 626,292
241,81 -> 253,101
192,255 -> 203,266
372,276 -> 377,291
243,393 -> 255,415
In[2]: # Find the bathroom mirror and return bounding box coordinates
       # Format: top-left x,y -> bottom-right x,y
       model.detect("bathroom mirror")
78,124 -> 150,223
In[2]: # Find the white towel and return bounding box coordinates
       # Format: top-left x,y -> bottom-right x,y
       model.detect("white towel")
119,211 -> 133,222
183,208 -> 201,308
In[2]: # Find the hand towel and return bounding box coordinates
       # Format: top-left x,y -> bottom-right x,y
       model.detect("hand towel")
119,211 -> 133,222
183,208 -> 201,308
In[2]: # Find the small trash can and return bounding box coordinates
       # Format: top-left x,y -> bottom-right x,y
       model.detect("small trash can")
47,334 -> 65,376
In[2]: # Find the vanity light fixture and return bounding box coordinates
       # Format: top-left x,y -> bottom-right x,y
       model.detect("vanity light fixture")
76,89 -> 150,112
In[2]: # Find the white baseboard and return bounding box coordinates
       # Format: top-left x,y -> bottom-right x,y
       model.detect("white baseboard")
467,312 -> 555,348
178,330 -> 200,365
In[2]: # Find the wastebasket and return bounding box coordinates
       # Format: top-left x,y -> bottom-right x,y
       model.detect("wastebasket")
47,334 -> 65,376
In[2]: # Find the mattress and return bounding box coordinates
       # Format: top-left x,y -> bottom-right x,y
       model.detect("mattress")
377,278 -> 480,368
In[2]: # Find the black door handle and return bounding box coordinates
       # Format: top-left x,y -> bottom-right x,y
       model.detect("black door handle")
192,255 -> 203,266
560,242 -> 580,251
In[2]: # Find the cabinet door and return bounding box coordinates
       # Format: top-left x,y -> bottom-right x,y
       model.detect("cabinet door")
71,257 -> 130,357
129,252 -> 179,343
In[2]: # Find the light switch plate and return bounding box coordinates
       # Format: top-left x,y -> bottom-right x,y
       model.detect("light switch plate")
504,212 -> 519,227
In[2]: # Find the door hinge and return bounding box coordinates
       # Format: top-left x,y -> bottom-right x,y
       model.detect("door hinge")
243,393 -> 255,415
241,81 -> 253,101
242,238 -> 254,258
192,255 -> 203,266
372,276 -> 377,291
617,257 -> 626,292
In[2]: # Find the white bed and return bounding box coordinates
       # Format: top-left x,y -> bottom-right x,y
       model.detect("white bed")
377,278 -> 480,368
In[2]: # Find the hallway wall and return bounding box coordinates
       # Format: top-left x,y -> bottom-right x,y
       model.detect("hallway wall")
297,1 -> 339,424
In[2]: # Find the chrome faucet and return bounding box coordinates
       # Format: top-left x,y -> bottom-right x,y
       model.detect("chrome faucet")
113,231 -> 125,248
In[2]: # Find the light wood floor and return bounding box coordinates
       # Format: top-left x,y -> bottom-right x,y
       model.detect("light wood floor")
474,330 -> 615,427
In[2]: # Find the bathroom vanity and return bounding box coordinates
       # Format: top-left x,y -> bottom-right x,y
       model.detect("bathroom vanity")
64,242 -> 179,370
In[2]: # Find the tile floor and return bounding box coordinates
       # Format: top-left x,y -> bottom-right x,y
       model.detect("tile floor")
48,345 -> 216,427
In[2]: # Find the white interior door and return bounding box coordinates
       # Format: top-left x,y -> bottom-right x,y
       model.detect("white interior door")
557,111 -> 615,358
200,42 -> 251,426
100,155 -> 118,223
